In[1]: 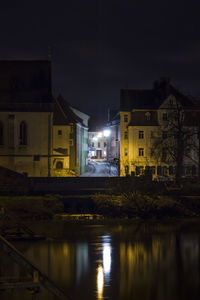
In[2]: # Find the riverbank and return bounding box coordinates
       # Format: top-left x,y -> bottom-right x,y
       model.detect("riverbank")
0,191 -> 200,222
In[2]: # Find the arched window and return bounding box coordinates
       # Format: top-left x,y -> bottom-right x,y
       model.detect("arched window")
56,161 -> 63,169
19,121 -> 27,145
0,122 -> 3,145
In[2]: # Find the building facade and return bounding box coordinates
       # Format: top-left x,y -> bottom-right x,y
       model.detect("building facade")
120,78 -> 200,179
0,60 -> 89,177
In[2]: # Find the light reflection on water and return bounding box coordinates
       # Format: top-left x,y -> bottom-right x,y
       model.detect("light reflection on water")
0,223 -> 200,300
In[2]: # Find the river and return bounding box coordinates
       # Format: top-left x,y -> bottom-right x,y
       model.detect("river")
0,220 -> 200,300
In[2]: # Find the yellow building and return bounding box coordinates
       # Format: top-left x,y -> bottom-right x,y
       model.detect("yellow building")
120,78 -> 199,179
0,60 -> 54,177
0,60 -> 89,177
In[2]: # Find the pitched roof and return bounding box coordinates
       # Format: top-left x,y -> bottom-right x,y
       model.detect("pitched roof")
0,60 -> 53,111
53,95 -> 87,127
120,79 -> 195,111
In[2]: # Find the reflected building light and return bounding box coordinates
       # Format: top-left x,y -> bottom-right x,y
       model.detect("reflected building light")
103,243 -> 111,274
63,243 -> 69,256
76,243 -> 88,283
97,265 -> 104,299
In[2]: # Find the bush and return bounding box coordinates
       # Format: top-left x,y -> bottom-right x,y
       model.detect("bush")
0,195 -> 64,220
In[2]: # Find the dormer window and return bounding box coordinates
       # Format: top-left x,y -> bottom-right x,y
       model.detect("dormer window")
145,112 -> 151,120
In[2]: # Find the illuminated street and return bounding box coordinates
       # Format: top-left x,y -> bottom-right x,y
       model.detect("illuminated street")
81,161 -> 118,177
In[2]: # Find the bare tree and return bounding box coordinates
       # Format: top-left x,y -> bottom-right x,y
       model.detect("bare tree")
153,99 -> 196,184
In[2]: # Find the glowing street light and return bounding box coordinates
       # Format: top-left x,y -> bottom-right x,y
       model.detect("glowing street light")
103,129 -> 111,137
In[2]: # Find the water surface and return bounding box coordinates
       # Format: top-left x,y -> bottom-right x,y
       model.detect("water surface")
0,221 -> 200,300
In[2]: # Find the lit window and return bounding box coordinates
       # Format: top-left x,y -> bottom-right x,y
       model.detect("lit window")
162,113 -> 168,121
124,131 -> 128,139
125,148 -> 128,156
0,121 -> 3,145
19,121 -> 27,145
124,115 -> 128,122
58,130 -> 62,135
139,148 -> 144,156
139,131 -> 144,139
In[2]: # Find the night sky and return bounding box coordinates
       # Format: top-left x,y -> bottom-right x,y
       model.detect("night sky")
1,0 -> 200,121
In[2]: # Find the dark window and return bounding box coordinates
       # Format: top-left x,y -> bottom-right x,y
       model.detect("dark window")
162,148 -> 167,161
169,166 -> 175,175
104,142 -> 107,147
0,122 -> 3,145
98,142 -> 100,147
124,131 -> 128,139
19,121 -> 27,145
139,131 -> 144,139
58,130 -> 62,135
125,165 -> 129,175
139,148 -> 144,156
33,155 -> 40,161
162,131 -> 167,139
125,148 -> 128,156
124,115 -> 128,122
150,166 -> 155,174
92,142 -> 94,147
157,166 -> 162,175
162,113 -> 168,121
136,166 -> 144,175
56,161 -> 63,169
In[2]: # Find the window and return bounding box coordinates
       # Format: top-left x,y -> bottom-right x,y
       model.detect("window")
0,122 -> 3,145
162,148 -> 167,161
145,112 -> 151,120
104,142 -> 107,147
33,155 -> 40,161
124,115 -> 128,122
139,131 -> 144,139
157,166 -> 162,176
139,148 -> 144,156
98,142 -> 100,148
92,142 -> 94,147
136,166 -> 144,175
125,148 -> 128,156
150,166 -> 155,174
162,113 -> 168,121
124,131 -> 128,139
150,148 -> 154,156
162,131 -> 167,139
58,130 -> 62,135
56,161 -> 63,169
19,121 -> 27,145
